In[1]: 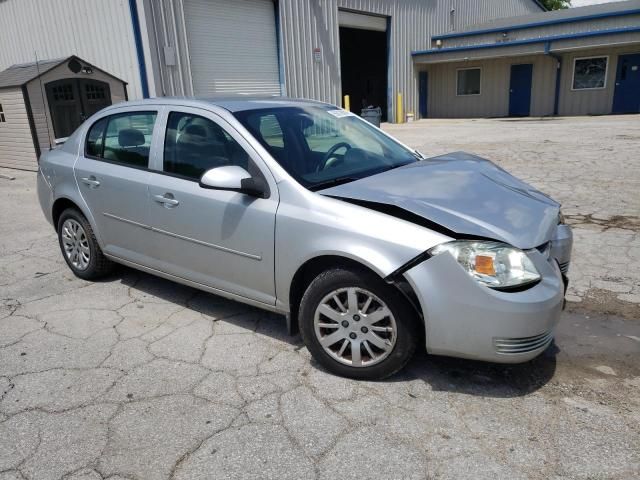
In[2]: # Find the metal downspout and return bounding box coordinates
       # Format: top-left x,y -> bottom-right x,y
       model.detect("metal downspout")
128,0 -> 150,98
545,41 -> 561,116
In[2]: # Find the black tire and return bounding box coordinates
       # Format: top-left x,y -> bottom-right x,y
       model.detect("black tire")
57,208 -> 114,280
299,267 -> 420,380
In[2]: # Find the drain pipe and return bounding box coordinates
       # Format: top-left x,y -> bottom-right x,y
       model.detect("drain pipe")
545,41 -> 561,116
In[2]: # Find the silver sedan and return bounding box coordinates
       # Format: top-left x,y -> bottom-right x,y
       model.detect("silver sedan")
37,97 -> 572,379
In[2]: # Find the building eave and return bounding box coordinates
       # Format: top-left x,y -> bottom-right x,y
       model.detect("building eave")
413,25 -> 640,57
432,8 -> 640,41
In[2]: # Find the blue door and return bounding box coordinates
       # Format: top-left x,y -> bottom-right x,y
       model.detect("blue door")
509,64 -> 533,117
613,53 -> 640,114
419,71 -> 428,118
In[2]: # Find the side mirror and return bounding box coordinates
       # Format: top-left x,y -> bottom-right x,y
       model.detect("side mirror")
199,166 -> 268,198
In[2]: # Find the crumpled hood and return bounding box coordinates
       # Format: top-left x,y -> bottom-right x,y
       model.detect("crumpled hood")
319,152 -> 560,250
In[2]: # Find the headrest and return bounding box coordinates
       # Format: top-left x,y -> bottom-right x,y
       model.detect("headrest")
184,124 -> 207,137
118,128 -> 145,147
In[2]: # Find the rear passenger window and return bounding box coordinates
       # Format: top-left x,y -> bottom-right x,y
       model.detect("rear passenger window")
163,111 -> 250,180
86,118 -> 107,157
85,112 -> 157,168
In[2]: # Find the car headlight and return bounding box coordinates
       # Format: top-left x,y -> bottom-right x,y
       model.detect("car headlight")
428,240 -> 540,289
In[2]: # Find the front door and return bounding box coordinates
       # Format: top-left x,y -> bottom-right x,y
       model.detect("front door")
147,108 -> 278,305
612,53 -> 640,114
419,71 -> 428,119
74,109 -> 160,266
46,79 -> 112,139
509,64 -> 533,117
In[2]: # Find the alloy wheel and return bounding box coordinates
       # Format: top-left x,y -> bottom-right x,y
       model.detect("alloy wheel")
61,218 -> 91,271
313,287 -> 397,367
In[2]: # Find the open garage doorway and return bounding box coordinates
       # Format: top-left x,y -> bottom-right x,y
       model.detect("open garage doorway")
339,11 -> 388,121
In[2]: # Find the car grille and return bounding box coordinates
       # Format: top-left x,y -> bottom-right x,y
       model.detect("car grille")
493,330 -> 554,355
558,260 -> 570,274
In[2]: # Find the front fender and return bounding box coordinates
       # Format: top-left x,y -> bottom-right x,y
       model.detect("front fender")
274,185 -> 451,308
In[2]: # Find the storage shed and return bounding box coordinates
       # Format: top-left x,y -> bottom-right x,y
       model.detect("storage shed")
0,56 -> 128,171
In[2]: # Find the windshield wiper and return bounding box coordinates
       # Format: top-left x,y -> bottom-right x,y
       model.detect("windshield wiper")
309,176 -> 358,191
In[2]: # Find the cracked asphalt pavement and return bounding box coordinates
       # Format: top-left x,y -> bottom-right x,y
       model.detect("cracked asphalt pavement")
1,115 -> 639,480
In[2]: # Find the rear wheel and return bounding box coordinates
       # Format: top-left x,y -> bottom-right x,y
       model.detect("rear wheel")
57,208 -> 113,280
299,268 -> 419,380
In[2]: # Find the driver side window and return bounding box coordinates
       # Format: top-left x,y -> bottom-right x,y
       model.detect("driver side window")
163,111 -> 250,180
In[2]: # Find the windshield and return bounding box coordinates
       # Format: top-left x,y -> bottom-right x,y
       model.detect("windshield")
233,106 -> 418,190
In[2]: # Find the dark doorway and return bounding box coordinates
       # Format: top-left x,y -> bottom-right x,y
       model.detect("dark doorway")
339,26 -> 388,121
419,71 -> 428,119
46,78 -> 111,138
612,53 -> 640,114
509,64 -> 533,117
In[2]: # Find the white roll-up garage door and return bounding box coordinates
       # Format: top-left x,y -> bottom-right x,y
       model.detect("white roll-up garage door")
183,0 -> 280,96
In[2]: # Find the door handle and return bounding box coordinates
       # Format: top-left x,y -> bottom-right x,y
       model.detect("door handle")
153,194 -> 179,207
81,176 -> 100,188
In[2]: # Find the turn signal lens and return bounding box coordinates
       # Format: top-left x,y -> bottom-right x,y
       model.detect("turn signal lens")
475,255 -> 496,275
428,240 -> 541,289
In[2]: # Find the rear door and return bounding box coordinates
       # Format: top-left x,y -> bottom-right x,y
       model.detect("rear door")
74,108 -> 161,265
146,107 -> 279,305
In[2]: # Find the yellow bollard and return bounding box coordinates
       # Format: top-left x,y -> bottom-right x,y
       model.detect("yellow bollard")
343,95 -> 350,112
396,92 -> 403,124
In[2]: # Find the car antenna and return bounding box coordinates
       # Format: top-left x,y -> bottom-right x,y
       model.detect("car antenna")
34,51 -> 53,150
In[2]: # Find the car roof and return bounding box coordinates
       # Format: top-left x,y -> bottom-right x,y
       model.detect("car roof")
110,96 -> 334,113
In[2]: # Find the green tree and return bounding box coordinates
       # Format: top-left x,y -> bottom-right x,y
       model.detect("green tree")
540,0 -> 571,10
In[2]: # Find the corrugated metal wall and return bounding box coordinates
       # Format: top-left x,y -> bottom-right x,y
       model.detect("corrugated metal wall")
418,43 -> 640,118
278,0 -> 342,106
280,0 -> 542,120
425,54 -> 556,117
0,88 -> 38,171
0,0 -> 143,99
147,0 -> 540,121
557,45 -> 640,116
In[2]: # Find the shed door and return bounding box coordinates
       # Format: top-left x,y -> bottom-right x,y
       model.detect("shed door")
183,0 -> 280,96
46,79 -> 112,139
45,80 -> 84,139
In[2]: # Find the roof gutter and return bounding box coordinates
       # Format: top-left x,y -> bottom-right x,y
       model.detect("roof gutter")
432,8 -> 640,41
413,25 -> 640,56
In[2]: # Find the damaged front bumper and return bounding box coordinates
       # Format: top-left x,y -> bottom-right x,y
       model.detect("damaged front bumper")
404,225 -> 573,363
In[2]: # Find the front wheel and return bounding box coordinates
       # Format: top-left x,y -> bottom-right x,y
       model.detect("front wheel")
299,268 -> 420,380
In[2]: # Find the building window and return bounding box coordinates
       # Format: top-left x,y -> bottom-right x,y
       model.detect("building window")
572,56 -> 608,90
457,68 -> 481,96
0,103 -> 5,122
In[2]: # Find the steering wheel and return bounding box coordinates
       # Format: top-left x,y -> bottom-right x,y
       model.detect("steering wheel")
317,142 -> 352,172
